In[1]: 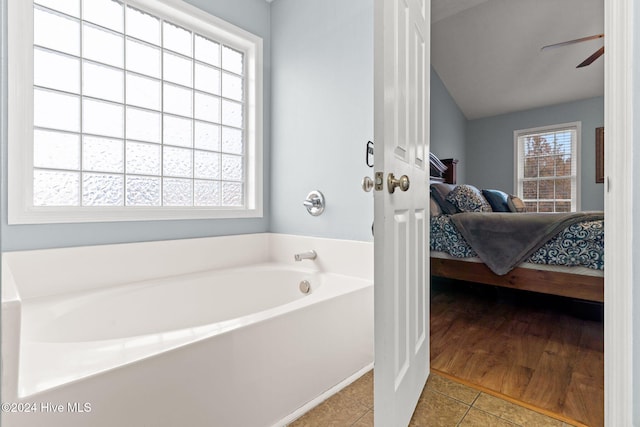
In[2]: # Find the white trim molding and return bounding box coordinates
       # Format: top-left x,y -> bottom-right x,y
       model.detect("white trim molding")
604,0 -> 635,425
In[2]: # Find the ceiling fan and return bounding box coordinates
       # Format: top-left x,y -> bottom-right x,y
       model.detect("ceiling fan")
541,33 -> 604,68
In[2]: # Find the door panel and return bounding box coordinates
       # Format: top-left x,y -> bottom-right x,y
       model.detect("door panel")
373,0 -> 430,425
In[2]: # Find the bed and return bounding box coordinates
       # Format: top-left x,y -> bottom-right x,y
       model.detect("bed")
428,157 -> 604,303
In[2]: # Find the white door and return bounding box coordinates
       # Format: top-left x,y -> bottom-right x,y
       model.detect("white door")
373,0 -> 430,425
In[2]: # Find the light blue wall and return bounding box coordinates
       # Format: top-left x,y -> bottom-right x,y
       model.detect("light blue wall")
269,0 -> 374,242
0,0 -> 271,251
466,96 -> 604,211
430,68 -> 466,184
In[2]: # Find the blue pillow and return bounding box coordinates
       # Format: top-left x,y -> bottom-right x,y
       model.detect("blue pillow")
481,189 -> 510,212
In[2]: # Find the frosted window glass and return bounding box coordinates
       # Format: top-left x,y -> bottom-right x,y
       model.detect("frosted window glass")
222,73 -> 242,101
35,0 -> 80,18
34,48 -> 80,93
163,83 -> 192,117
82,0 -> 123,33
28,2 -> 254,215
194,180 -> 220,206
163,115 -> 192,147
163,52 -> 192,87
34,89 -> 80,132
83,136 -> 124,173
195,93 -> 220,123
82,173 -> 124,206
126,107 -> 161,143
222,46 -> 243,75
34,170 -> 80,206
163,22 -> 192,56
195,63 -> 220,95
163,146 -> 193,178
126,39 -> 161,78
83,99 -> 123,138
194,150 -> 220,180
163,178 -> 193,206
83,61 -> 124,103
83,23 -> 124,68
222,182 -> 242,206
221,100 -> 242,128
194,122 -> 220,151
126,176 -> 160,206
34,7 -> 80,56
126,6 -> 160,45
126,142 -> 160,175
126,73 -> 161,110
222,127 -> 243,154
34,130 -> 80,170
195,35 -> 219,66
222,154 -> 243,181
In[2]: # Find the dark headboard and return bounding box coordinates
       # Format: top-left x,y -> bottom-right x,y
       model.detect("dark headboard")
429,157 -> 458,184
441,158 -> 458,184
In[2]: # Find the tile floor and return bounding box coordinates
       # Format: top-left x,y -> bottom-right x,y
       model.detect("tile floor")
289,370 -> 577,426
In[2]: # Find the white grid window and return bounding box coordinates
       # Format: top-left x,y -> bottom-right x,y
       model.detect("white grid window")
9,0 -> 263,224
514,122 -> 580,212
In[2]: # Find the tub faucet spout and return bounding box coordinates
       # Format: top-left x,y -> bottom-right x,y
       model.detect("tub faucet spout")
294,250 -> 317,261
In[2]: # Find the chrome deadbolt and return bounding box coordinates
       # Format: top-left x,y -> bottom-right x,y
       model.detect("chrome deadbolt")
387,173 -> 410,193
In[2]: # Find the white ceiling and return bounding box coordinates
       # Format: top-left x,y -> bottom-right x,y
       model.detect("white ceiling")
431,0 -> 489,24
431,0 -> 604,119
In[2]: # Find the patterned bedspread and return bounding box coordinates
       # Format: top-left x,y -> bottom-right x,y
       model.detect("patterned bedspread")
430,215 -> 604,270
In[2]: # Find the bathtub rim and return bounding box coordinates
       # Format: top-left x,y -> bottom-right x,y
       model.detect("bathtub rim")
1,232 -> 373,301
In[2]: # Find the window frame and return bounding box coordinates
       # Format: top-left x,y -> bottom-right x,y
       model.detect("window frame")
8,0 -> 263,224
513,121 -> 581,212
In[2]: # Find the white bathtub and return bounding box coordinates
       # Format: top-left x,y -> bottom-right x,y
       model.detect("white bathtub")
2,234 -> 373,427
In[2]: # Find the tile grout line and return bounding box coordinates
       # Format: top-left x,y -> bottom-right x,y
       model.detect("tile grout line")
455,403 -> 473,427
470,391 -> 481,406
455,391 -> 485,427
349,409 -> 371,427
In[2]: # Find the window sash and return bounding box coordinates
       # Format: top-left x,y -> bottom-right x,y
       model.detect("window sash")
514,122 -> 581,212
8,0 -> 263,224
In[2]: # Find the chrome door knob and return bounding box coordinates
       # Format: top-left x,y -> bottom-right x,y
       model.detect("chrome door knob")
387,173 -> 410,193
362,176 -> 374,192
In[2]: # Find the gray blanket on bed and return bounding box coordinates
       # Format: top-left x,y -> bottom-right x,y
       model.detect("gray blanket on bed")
450,211 -> 604,275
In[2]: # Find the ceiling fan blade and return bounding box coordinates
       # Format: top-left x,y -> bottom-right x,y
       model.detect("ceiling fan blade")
577,46 -> 605,68
541,33 -> 604,51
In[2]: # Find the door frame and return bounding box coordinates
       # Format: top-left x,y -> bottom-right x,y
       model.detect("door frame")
418,0 -> 634,423
602,0 -> 636,424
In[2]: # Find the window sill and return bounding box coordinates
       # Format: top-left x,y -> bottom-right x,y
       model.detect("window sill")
8,206 -> 263,225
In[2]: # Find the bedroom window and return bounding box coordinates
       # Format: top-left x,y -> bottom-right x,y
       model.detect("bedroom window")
514,122 -> 580,212
8,0 -> 263,224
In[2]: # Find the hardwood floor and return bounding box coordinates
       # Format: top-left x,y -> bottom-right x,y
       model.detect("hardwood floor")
430,278 -> 604,427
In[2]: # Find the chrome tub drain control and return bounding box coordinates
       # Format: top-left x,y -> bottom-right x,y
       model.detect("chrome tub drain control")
299,280 -> 311,294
